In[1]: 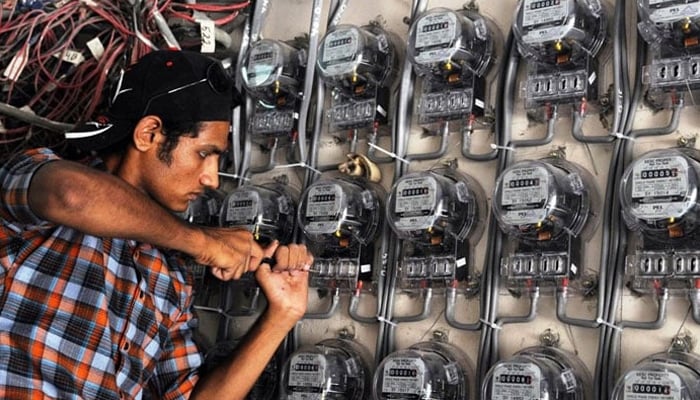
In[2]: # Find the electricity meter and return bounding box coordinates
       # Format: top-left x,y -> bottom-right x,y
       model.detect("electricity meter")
372,340 -> 475,399
620,148 -> 700,293
219,183 -> 297,245
513,0 -> 607,108
611,351 -> 700,400
184,189 -> 226,226
317,23 -> 402,131
387,168 -> 486,289
280,338 -> 372,399
493,157 -> 599,285
407,7 -> 499,124
241,39 -> 306,137
638,0 -> 700,92
483,346 -> 593,400
298,175 -> 383,290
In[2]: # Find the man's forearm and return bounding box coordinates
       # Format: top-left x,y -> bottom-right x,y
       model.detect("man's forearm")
190,312 -> 295,399
28,160 -> 204,253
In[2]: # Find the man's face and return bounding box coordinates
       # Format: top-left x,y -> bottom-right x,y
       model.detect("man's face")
144,121 -> 229,212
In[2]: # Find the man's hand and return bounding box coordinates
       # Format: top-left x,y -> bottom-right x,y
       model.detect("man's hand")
195,227 -> 264,281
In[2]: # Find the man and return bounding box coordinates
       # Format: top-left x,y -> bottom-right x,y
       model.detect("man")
0,50 -> 312,399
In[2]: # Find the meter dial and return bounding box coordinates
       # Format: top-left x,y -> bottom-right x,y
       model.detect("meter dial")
280,339 -> 372,400
408,8 -> 497,79
612,351 -> 700,400
241,39 -> 304,104
298,177 -> 382,249
219,184 -> 296,245
317,24 -> 401,94
483,346 -> 592,400
493,158 -> 598,243
387,169 -> 486,245
513,0 -> 607,66
620,148 -> 700,242
373,341 -> 474,400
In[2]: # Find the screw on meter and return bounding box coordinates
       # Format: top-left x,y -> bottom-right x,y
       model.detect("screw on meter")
304,183 -> 344,235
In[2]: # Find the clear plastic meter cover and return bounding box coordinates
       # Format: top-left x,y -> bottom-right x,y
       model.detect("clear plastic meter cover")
493,158 -> 599,243
619,148 -> 700,242
611,351 -> 700,400
512,0 -> 607,65
373,341 -> 475,399
407,7 -> 497,78
219,184 -> 296,245
638,0 -> 700,50
280,338 -> 373,399
316,24 -> 401,92
241,39 -> 304,104
483,346 -> 593,400
386,168 -> 486,245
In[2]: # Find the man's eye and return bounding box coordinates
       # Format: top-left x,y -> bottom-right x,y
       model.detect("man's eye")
198,151 -> 210,158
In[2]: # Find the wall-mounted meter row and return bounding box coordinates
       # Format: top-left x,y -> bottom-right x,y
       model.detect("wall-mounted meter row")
612,351 -> 700,400
638,0 -> 700,92
493,157 -> 599,289
483,346 -> 593,399
407,7 -> 499,124
280,339 -> 373,399
513,0 -> 607,108
373,340 -> 475,399
298,175 -> 384,290
620,148 -> 700,293
386,168 -> 486,290
317,23 -> 402,132
241,39 -> 306,139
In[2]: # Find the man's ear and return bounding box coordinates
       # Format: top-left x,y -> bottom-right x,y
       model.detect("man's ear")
132,116 -> 164,152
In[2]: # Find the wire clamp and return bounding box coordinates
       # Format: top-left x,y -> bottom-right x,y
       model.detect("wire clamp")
367,142 -> 409,164
596,318 -> 623,332
480,318 -> 502,330
376,316 -> 397,327
274,162 -> 322,175
489,143 -> 516,152
612,132 -> 636,141
217,172 -> 251,182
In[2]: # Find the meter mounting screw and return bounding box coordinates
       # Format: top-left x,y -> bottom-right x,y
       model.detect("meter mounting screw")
539,329 -> 560,347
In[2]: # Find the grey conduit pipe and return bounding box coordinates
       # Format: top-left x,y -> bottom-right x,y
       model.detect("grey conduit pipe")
445,284 -> 480,330
391,288 -> 434,323
248,138 -> 279,174
511,104 -> 558,148
492,287 -> 540,360
303,288 -> 341,319
405,121 -> 450,161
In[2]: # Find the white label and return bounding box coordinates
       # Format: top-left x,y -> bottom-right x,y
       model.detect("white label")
561,369 -> 578,392
225,190 -> 260,225
246,41 -> 280,87
381,357 -> 426,396
456,257 -> 467,268
500,166 -> 550,225
413,12 -> 458,64
630,156 -> 692,219
394,176 -> 439,231
491,362 -> 542,400
3,44 -> 29,81
444,362 -> 461,384
86,37 -> 105,60
623,370 -> 682,400
53,49 -> 85,66
199,20 -> 216,53
321,28 -> 360,76
305,184 -> 343,234
288,353 -> 326,392
360,264 -> 371,273
648,0 -> 700,23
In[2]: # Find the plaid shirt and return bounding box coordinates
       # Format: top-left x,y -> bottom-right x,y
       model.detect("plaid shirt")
0,148 -> 202,399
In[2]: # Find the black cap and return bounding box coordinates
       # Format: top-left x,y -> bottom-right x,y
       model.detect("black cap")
65,50 -> 240,152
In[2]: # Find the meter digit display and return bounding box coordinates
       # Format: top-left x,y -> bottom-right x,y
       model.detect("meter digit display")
381,358 -> 425,396
500,166 -> 550,225
624,370 -> 682,400
414,12 -> 458,64
630,156 -> 691,220
304,184 -> 343,234
320,28 -> 360,76
394,177 -> 439,231
288,353 -> 326,393
491,363 -> 542,400
246,41 -> 280,87
224,190 -> 260,225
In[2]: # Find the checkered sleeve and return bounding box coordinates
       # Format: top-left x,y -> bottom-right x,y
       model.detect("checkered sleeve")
148,303 -> 203,400
0,148 -> 60,226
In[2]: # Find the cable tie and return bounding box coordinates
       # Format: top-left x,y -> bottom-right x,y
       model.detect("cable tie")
612,132 -> 636,141
367,142 -> 410,164
376,316 -> 397,327
596,318 -> 623,332
480,318 -> 502,330
490,143 -> 516,152
274,162 -> 322,175
217,172 -> 251,182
